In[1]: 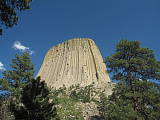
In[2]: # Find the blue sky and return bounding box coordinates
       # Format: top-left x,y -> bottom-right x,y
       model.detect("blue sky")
0,0 -> 160,76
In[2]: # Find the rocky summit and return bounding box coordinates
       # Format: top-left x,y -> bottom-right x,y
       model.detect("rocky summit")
38,38 -> 112,95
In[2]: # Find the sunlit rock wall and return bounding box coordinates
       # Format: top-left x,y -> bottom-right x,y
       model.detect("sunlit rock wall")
38,38 -> 112,93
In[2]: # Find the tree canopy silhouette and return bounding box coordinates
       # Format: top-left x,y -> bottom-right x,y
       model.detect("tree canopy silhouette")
99,40 -> 160,120
0,0 -> 32,35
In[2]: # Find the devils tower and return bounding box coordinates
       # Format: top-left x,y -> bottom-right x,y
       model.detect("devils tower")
38,38 -> 112,94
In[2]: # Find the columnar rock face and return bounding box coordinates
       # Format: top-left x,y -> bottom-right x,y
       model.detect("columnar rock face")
38,38 -> 112,92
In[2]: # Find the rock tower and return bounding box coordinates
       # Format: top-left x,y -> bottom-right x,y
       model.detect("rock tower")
38,38 -> 112,93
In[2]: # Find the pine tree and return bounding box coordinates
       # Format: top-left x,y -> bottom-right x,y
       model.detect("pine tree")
2,52 -> 34,99
14,77 -> 58,120
0,52 -> 34,119
1,52 -> 58,119
99,40 -> 160,120
0,0 -> 32,35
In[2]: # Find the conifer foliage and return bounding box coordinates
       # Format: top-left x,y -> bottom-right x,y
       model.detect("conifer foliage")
0,0 -> 32,34
2,52 -> 34,99
14,77 -> 57,120
99,40 -> 160,120
0,52 -> 58,120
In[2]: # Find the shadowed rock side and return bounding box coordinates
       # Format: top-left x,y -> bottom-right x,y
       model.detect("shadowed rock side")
38,38 -> 112,94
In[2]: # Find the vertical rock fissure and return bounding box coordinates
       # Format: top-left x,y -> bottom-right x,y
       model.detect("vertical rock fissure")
88,40 -> 99,80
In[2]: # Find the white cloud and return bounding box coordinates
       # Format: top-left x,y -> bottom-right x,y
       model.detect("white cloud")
0,62 -> 5,71
13,41 -> 29,51
13,41 -> 34,55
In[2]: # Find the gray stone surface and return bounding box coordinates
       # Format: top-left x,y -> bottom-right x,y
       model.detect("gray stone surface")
38,38 -> 112,94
